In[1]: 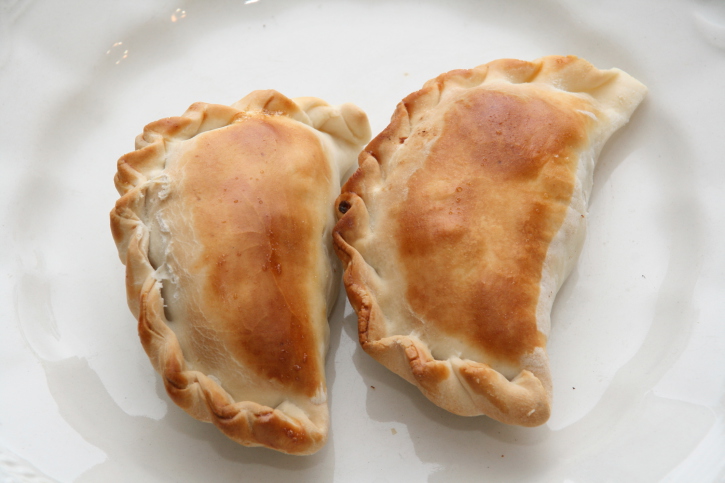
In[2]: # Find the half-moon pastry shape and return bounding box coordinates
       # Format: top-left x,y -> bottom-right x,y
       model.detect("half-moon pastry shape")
111,90 -> 370,454
333,56 -> 646,426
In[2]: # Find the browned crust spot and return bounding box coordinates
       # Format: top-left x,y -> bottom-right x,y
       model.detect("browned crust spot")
395,88 -> 589,363
171,116 -> 331,397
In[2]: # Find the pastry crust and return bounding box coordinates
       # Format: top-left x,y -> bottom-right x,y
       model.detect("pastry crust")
111,90 -> 370,454
333,56 -> 646,426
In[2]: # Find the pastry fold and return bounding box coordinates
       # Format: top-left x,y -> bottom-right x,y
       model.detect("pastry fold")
333,56 -> 646,426
111,90 -> 370,453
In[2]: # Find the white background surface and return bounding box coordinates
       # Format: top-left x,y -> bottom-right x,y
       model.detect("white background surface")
1,0 -> 724,481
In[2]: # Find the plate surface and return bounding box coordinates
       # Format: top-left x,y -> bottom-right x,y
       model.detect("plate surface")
2,0 -> 724,481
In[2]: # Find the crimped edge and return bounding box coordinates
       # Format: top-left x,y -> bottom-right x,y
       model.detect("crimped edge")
333,56 -> 647,426
110,90 -> 369,454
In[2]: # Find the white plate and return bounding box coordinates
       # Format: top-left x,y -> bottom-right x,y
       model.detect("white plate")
2,0 -> 724,481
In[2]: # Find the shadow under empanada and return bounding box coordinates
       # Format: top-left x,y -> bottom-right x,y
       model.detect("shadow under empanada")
41,355 -> 336,483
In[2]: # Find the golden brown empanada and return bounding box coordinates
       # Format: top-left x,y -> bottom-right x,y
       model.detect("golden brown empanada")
333,56 -> 646,426
111,90 -> 370,454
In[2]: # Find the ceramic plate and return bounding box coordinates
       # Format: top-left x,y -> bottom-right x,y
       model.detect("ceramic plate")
2,0 -> 724,481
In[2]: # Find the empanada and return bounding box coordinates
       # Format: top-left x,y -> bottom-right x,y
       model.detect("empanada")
333,56 -> 646,426
111,90 -> 370,454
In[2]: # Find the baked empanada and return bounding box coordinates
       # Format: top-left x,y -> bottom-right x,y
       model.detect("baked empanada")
111,90 -> 370,454
333,56 -> 646,426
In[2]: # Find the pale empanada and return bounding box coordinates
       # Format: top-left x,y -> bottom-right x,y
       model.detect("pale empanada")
333,56 -> 646,426
111,90 -> 370,454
